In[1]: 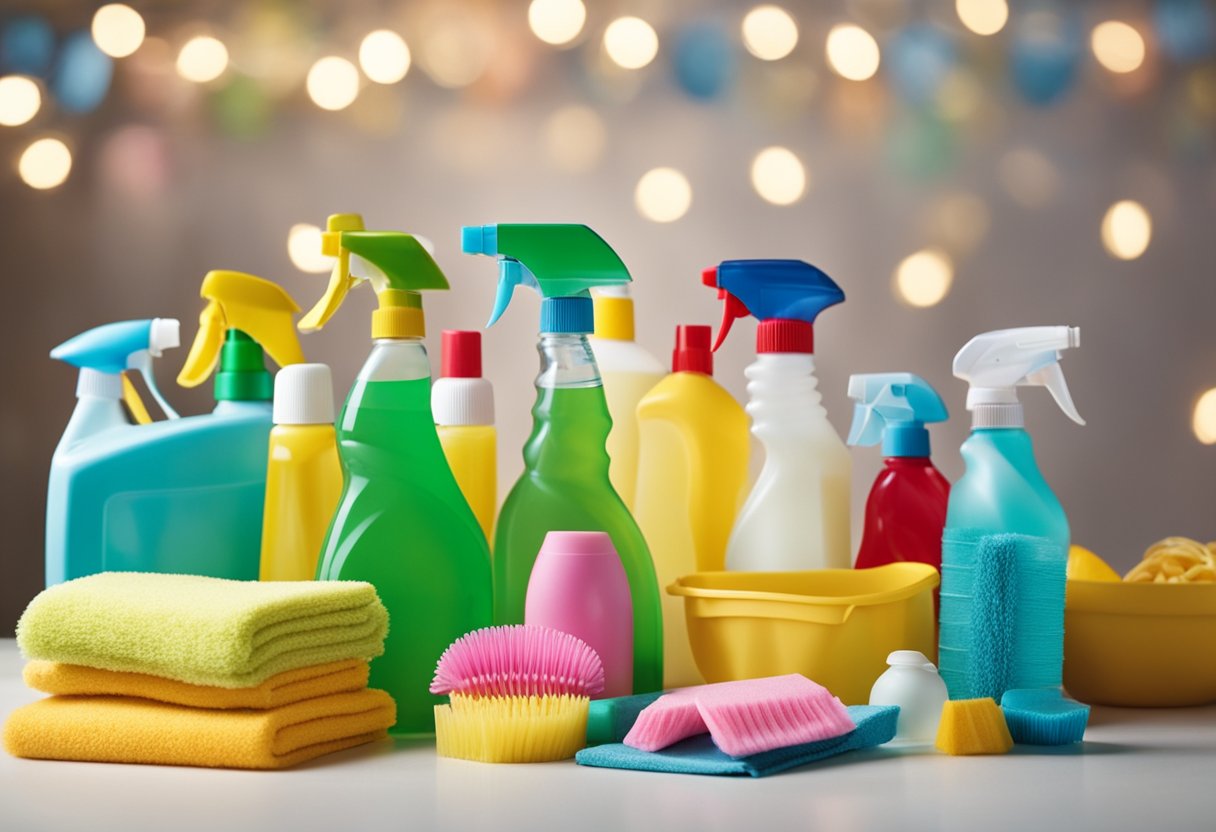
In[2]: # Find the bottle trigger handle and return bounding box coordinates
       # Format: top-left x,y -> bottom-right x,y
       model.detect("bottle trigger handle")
1025,362 -> 1085,426
712,292 -> 750,352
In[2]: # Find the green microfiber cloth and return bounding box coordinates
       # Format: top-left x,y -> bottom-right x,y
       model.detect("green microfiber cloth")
575,705 -> 898,777
17,573 -> 388,688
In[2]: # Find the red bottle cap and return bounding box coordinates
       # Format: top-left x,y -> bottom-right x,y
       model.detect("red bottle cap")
757,320 -> 814,354
672,325 -> 713,375
441,330 -> 482,378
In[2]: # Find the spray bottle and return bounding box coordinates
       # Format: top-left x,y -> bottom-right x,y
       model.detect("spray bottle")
299,214 -> 492,734
847,373 -> 951,574
703,259 -> 851,571
589,286 -> 665,509
634,324 -> 749,687
259,364 -> 343,581
462,222 -> 663,694
939,326 -> 1083,698
46,271 -> 305,585
432,330 -> 496,542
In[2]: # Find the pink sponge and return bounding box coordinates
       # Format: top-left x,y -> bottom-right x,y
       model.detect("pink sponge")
623,675 -> 855,758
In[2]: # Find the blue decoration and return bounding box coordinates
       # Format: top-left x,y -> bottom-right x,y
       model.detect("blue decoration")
53,31 -> 113,114
671,22 -> 736,101
888,24 -> 958,106
1010,8 -> 1083,106
0,15 -> 55,77
1154,0 -> 1216,62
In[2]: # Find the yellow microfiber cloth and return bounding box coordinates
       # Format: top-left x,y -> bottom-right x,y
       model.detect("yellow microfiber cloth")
16,573 -> 388,688
3,689 -> 396,769
23,659 -> 370,710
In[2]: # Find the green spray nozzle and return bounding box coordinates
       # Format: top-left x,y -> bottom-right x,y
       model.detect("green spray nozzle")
299,213 -> 449,340
461,224 -> 632,329
847,373 -> 948,457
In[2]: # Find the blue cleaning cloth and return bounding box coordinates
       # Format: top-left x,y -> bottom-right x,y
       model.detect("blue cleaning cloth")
575,705 -> 898,777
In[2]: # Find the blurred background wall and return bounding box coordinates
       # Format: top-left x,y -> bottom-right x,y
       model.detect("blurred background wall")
1,0 -> 1214,629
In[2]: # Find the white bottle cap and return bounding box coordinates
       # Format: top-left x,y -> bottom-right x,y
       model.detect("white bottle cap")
273,363 -> 335,425
148,318 -> 181,357
77,367 -> 123,399
432,377 -> 495,427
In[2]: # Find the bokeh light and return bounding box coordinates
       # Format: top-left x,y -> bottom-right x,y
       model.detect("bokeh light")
286,224 -> 335,273
826,24 -> 881,81
955,0 -> 1009,37
176,36 -> 228,83
307,56 -> 359,111
91,4 -> 145,59
603,17 -> 659,70
0,76 -> 40,126
1101,199 -> 1152,260
359,30 -> 410,84
544,105 -> 607,173
528,0 -> 586,47
418,17 -> 491,88
635,167 -> 692,223
929,192 -> 990,254
742,6 -> 799,61
1091,21 -> 1146,74
894,248 -> 954,307
18,137 -> 71,190
750,146 -> 807,205
1192,388 -> 1216,444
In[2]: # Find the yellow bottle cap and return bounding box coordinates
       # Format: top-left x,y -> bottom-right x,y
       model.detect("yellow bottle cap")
593,295 -> 635,341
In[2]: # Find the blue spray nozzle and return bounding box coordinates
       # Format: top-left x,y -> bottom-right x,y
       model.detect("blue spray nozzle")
703,259 -> 844,351
847,372 -> 948,457
51,319 -> 178,374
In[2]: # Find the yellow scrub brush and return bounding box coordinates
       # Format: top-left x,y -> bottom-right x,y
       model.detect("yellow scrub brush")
430,625 -> 605,763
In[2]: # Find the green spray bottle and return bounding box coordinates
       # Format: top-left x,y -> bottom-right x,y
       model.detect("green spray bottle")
462,223 -> 663,693
299,214 -> 492,734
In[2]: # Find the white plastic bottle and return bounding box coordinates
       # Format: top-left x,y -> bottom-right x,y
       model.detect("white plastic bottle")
589,286 -> 664,510
868,650 -> 949,744
702,259 -> 851,572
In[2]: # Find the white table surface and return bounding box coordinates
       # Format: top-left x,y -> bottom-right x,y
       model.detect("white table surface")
1,639 -> 1213,832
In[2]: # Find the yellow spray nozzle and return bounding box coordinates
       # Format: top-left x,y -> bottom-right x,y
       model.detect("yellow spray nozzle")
177,270 -> 305,388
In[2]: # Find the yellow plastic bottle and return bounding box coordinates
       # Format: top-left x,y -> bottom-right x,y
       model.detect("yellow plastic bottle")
589,287 -> 665,510
634,325 -> 750,687
432,331 -> 496,542
259,363 -> 343,581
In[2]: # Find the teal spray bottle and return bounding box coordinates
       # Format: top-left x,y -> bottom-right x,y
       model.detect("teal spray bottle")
298,214 -> 493,734
462,223 -> 663,694
45,272 -> 305,585
939,326 -> 1084,699
847,373 -> 950,574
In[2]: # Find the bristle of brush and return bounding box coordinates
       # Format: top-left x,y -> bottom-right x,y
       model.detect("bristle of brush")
699,678 -> 855,758
435,694 -> 589,763
430,625 -> 605,698
622,691 -> 704,752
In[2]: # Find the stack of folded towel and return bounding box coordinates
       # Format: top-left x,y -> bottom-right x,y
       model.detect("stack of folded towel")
4,572 -> 395,770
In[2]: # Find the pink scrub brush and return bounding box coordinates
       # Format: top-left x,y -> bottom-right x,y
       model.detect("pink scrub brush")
431,625 -> 605,763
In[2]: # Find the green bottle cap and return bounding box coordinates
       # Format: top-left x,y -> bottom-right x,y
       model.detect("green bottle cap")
214,329 -> 272,401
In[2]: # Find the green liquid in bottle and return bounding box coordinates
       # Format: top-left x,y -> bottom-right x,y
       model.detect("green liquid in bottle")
494,382 -> 663,693
317,375 -> 493,734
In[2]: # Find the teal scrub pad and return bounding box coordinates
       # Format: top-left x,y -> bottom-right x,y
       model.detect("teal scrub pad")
575,705 -> 898,777
969,534 -> 1019,700
1000,689 -> 1089,745
586,692 -> 665,746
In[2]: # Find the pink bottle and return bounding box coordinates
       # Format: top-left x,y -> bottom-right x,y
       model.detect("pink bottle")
525,531 -> 634,698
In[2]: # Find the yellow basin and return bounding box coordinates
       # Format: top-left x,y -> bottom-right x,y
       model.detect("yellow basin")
1065,579 -> 1216,707
668,563 -> 939,705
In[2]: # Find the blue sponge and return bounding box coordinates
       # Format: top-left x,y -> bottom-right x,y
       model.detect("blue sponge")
575,705 -> 898,777
1000,689 -> 1089,745
969,534 -> 1019,700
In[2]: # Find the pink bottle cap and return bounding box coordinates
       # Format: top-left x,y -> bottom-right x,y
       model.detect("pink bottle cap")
539,531 -> 617,556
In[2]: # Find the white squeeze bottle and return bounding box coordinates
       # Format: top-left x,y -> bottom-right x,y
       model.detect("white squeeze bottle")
589,285 -> 665,510
702,259 -> 851,571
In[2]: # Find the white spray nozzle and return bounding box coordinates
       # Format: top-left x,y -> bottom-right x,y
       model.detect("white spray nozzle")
953,326 -> 1084,426
126,317 -> 182,420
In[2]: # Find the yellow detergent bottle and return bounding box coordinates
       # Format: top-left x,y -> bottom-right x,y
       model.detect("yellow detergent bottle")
589,286 -> 665,510
259,363 -> 343,581
635,325 -> 750,687
432,330 -> 496,542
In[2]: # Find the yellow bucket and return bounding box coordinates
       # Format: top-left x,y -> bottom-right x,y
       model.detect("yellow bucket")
1064,580 -> 1216,707
668,563 -> 939,705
